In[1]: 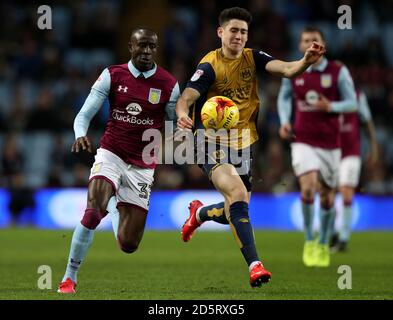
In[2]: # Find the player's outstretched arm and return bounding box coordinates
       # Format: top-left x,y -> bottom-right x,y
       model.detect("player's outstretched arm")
265,42 -> 326,79
175,87 -> 200,130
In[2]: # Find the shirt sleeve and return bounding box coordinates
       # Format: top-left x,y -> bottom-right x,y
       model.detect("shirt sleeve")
165,82 -> 180,122
277,78 -> 293,125
73,68 -> 110,139
252,49 -> 275,71
358,91 -> 372,122
330,66 -> 357,113
186,62 -> 215,96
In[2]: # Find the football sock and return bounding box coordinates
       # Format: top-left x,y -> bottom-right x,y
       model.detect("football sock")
340,203 -> 352,242
197,202 -> 229,224
301,198 -> 315,241
229,201 -> 259,266
63,223 -> 94,283
319,206 -> 335,244
328,207 -> 337,238
107,196 -> 119,239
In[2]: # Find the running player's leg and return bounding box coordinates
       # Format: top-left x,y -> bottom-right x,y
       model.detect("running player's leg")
114,165 -> 153,253
313,147 -> 340,266
337,156 -> 361,250
116,204 -> 147,253
196,164 -> 252,226
298,172 -> 319,267
211,163 -> 271,286
339,185 -> 355,250
291,143 -> 320,266
319,183 -> 336,245
298,171 -> 318,242
314,182 -> 335,267
59,178 -> 114,292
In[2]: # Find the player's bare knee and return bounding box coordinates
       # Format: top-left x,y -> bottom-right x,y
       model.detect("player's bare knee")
227,185 -> 248,203
87,196 -> 108,213
301,188 -> 315,202
320,196 -> 334,209
118,237 -> 139,254
341,190 -> 353,205
120,245 -> 138,254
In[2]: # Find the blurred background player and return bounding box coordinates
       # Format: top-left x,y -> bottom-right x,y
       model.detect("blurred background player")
57,28 -> 179,293
176,7 -> 325,287
277,27 -> 357,267
330,89 -> 379,252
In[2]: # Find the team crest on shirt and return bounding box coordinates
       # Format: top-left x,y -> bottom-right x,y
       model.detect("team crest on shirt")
148,88 -> 161,104
321,74 -> 332,88
240,67 -> 252,82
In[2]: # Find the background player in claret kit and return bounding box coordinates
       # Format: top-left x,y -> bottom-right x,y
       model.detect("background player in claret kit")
57,28 -> 180,293
277,27 -> 357,267
176,7 -> 325,287
329,89 -> 379,252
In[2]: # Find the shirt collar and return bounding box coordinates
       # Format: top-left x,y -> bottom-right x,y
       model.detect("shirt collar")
128,60 -> 157,78
306,57 -> 328,73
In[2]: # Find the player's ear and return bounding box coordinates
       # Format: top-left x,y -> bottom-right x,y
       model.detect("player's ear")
128,41 -> 132,53
217,27 -> 223,39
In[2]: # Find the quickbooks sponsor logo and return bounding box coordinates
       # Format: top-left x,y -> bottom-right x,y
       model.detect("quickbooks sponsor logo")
112,109 -> 154,125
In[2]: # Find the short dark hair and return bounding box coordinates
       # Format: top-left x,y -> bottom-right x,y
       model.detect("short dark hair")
130,27 -> 157,40
301,26 -> 325,41
218,7 -> 252,26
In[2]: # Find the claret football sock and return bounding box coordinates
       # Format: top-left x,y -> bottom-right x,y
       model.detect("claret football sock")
62,223 -> 94,283
301,198 -> 315,241
197,202 -> 229,224
229,201 -> 259,266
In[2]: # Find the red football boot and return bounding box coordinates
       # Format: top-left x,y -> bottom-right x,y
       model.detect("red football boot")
57,278 -> 77,294
250,262 -> 272,287
181,200 -> 204,242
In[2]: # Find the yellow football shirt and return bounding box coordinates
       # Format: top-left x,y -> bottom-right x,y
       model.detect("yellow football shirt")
187,48 -> 273,149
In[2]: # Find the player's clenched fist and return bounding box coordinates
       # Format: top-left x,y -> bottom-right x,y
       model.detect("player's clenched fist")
71,136 -> 92,153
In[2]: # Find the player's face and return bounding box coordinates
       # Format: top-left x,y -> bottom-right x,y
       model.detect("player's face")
130,32 -> 158,72
218,19 -> 248,54
299,32 -> 325,53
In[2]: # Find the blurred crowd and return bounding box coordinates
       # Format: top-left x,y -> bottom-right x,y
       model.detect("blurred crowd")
1,0 -> 393,209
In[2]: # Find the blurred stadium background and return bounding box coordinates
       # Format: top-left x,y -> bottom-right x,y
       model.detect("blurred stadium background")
1,0 -> 393,300
0,0 -> 392,230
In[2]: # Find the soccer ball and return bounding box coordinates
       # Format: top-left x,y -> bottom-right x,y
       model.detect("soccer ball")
201,96 -> 239,130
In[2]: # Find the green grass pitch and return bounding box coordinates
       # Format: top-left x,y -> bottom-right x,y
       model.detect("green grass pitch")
0,228 -> 392,300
